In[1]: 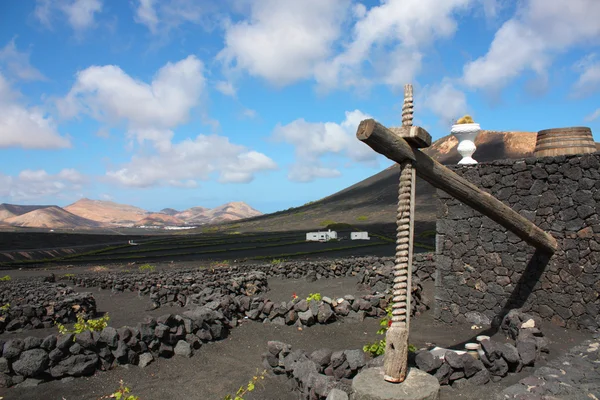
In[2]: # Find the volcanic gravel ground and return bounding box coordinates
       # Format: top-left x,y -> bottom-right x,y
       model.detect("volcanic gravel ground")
0,276 -> 592,400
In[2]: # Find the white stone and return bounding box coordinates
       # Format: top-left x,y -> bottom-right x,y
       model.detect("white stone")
521,319 -> 536,329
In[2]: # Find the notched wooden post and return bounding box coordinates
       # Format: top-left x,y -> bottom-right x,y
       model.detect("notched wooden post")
359,82 -> 557,384
383,84 -> 432,383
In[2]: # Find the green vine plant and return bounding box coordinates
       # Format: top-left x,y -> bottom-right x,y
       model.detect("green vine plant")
56,313 -> 110,339
306,293 -> 322,304
138,263 -> 156,273
0,303 -> 9,313
0,275 -> 11,281
224,369 -> 267,400
98,379 -> 139,400
363,305 -> 417,357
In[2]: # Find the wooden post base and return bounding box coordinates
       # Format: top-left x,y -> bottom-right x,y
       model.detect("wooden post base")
383,325 -> 409,383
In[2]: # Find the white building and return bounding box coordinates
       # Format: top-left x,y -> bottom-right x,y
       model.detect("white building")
306,229 -> 338,242
351,231 -> 370,240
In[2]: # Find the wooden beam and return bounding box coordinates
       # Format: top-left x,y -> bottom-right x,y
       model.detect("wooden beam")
356,119 -> 559,254
389,125 -> 432,148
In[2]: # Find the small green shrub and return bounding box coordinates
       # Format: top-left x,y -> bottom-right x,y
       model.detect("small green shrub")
270,258 -> 286,265
0,275 -> 11,281
306,293 -> 322,303
356,215 -> 369,221
98,379 -> 139,400
363,305 -> 417,357
210,260 -> 230,267
0,303 -> 9,313
319,219 -> 336,227
57,313 -> 110,337
138,263 -> 156,273
224,369 -> 267,400
63,273 -> 75,278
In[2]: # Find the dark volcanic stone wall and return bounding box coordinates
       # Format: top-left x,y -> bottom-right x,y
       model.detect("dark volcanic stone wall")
435,153 -> 600,331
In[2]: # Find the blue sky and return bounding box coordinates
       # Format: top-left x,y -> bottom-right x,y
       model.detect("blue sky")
0,0 -> 599,214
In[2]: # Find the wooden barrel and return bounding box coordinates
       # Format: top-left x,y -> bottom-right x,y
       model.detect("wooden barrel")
534,127 -> 596,157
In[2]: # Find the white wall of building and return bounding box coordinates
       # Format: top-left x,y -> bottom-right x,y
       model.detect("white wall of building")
351,231 -> 370,240
306,229 -> 338,241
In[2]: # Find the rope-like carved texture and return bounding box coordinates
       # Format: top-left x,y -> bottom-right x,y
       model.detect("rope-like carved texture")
391,83 -> 414,327
391,160 -> 413,326
402,85 -> 414,127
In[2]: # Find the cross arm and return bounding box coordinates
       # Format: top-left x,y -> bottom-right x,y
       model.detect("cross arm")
356,119 -> 559,254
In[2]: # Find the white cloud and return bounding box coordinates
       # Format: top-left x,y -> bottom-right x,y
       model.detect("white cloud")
133,0 -> 216,34
217,0 -> 476,91
288,165 -> 341,183
585,108 -> 600,122
272,110 -> 380,182
34,0 -> 103,32
0,73 -> 71,149
57,55 -> 205,148
315,0 -> 471,92
62,0 -> 103,31
241,108 -> 257,119
0,39 -> 46,81
572,54 -> 600,98
0,169 -> 86,201
217,0 -> 351,87
463,0 -> 600,90
106,134 -> 277,187
134,0 -> 159,33
215,80 -> 236,97
422,79 -> 469,124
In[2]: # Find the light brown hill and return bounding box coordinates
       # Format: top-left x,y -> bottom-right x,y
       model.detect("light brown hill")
3,206 -> 104,229
174,206 -> 209,222
177,202 -> 263,225
65,198 -> 148,225
134,213 -> 185,227
0,204 -> 52,221
423,130 -> 537,164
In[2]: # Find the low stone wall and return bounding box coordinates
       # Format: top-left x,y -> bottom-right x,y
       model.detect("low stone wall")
64,255 -> 435,309
67,269 -> 269,308
0,293 -> 96,334
435,153 -> 600,330
0,271 -> 393,388
0,280 -> 96,334
0,279 -> 74,306
262,341 -> 366,399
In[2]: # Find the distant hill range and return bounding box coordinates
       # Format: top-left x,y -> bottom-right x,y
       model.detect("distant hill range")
210,130 -> 600,235
1,130 -> 597,232
0,199 -> 263,230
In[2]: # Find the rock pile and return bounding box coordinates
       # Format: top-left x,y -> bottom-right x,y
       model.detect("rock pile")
415,314 -> 548,388
356,259 -> 431,317
498,335 -> 600,399
261,341 -> 366,399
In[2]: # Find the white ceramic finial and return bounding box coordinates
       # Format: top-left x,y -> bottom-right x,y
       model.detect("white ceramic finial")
451,122 -> 481,164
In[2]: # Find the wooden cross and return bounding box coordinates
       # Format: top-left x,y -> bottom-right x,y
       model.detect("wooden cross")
356,84 -> 558,383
